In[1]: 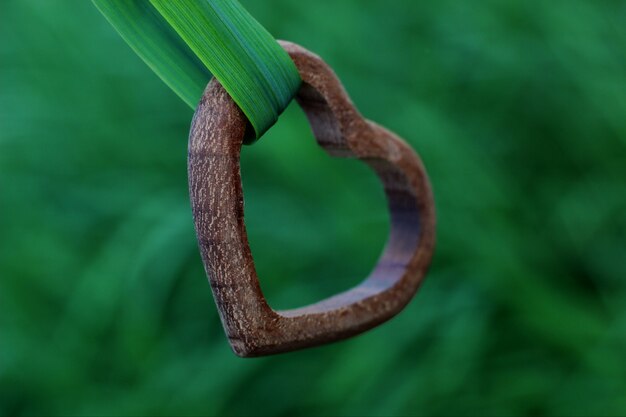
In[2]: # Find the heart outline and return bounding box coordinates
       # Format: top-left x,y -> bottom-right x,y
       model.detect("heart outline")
188,41 -> 435,357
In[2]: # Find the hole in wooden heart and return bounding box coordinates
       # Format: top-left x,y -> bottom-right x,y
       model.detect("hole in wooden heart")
241,101 -> 389,310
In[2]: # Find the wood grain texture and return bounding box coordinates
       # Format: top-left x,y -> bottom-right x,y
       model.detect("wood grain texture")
188,41 -> 436,357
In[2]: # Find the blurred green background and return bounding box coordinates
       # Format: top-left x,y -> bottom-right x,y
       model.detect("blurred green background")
1,0 -> 626,415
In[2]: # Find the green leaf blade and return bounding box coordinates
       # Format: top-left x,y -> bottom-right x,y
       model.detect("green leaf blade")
92,0 -> 212,108
149,0 -> 301,140
93,0 -> 301,140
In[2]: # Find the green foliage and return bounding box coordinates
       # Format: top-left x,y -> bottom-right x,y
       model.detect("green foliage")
92,0 -> 301,139
1,0 -> 626,415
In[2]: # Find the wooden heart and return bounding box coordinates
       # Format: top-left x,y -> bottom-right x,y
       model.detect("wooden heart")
188,41 -> 436,357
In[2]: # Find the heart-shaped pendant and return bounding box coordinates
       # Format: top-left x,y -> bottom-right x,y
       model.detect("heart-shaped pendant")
188,41 -> 436,357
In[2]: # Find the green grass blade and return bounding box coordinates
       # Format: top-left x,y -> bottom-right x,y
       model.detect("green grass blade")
93,0 -> 301,140
92,0 -> 212,108
149,0 -> 301,139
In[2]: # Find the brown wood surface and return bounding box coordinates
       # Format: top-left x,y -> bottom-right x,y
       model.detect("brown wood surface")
188,41 -> 436,357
